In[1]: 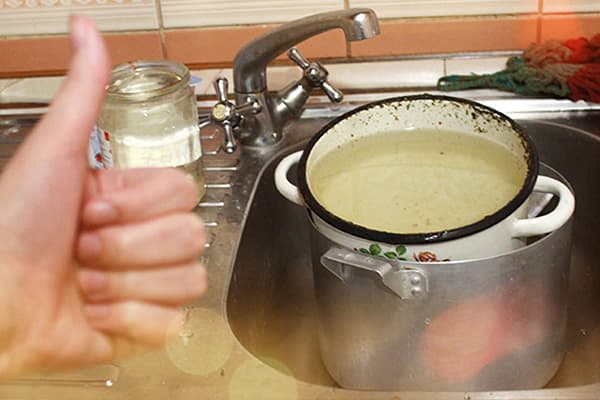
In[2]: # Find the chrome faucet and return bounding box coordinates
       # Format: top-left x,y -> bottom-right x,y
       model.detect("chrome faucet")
210,8 -> 380,152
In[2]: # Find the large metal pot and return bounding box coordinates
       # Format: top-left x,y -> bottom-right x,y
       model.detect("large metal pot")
309,163 -> 572,391
272,94 -> 576,391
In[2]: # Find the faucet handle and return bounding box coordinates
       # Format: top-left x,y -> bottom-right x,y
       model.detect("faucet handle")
214,76 -> 230,103
211,77 -> 261,153
288,48 -> 343,103
288,47 -> 311,69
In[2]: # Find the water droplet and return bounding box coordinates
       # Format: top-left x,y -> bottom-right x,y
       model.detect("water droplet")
464,395 -> 471,400
179,328 -> 194,346
166,308 -> 234,376
105,379 -> 113,387
424,318 -> 431,326
580,328 -> 587,336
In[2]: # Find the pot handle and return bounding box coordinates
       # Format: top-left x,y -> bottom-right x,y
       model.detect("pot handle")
274,150 -> 304,205
511,175 -> 575,238
320,247 -> 428,300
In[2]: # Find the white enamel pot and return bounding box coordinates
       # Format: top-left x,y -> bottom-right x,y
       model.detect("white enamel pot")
275,95 -> 575,261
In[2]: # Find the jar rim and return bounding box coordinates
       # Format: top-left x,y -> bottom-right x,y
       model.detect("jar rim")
105,60 -> 191,102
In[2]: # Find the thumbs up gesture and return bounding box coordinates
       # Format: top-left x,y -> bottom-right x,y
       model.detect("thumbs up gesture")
0,16 -> 207,379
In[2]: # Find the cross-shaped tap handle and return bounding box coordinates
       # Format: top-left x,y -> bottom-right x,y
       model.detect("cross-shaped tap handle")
288,47 -> 343,103
211,77 -> 261,153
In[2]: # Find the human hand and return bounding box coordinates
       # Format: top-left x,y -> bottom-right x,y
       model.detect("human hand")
0,16 -> 206,379
419,282 -> 552,384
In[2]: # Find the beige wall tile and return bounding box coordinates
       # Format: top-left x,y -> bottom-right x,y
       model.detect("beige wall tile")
350,0 -> 538,18
445,57 -> 512,76
0,76 -> 63,103
0,79 -> 20,93
543,0 -> 600,13
189,69 -> 223,95
160,0 -> 345,29
195,60 -> 444,94
327,60 -> 445,89
0,0 -> 159,36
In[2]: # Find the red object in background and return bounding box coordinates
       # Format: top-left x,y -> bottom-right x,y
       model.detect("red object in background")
563,33 -> 600,102
419,282 -> 552,384
565,33 -> 600,64
419,291 -> 508,383
568,64 -> 600,103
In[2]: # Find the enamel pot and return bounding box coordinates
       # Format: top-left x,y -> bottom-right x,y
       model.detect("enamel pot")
275,94 -> 575,262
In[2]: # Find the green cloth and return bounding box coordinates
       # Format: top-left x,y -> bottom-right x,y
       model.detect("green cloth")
437,56 -> 579,98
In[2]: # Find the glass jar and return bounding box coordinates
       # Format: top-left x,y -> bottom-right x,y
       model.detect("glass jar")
96,60 -> 205,201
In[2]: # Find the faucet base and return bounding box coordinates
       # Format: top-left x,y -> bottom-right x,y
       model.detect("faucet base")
235,91 -> 284,147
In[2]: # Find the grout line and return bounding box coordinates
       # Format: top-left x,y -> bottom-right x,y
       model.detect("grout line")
154,0 -> 169,59
344,0 -> 351,58
537,0 -> 543,43
346,40 -> 352,59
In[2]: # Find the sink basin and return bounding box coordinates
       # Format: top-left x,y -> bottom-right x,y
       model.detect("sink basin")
226,115 -> 600,391
1,98 -> 599,400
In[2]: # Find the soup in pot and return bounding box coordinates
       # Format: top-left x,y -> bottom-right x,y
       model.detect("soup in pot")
308,128 -> 527,234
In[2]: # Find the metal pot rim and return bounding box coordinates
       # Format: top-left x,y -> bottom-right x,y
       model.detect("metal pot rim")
296,93 -> 539,244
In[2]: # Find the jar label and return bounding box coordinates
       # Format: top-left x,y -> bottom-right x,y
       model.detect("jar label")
88,127 -> 104,169
98,127 -> 114,168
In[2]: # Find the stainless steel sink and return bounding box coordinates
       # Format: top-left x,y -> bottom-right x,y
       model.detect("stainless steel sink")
226,104 -> 600,394
1,95 -> 599,400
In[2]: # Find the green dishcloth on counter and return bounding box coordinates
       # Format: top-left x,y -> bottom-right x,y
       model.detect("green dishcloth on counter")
437,34 -> 600,103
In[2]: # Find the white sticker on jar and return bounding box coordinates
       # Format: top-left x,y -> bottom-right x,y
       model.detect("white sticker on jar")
89,126 -> 105,169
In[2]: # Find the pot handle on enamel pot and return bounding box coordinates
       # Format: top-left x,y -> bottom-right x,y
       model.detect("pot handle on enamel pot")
320,248 -> 429,300
511,176 -> 575,237
274,150 -> 304,205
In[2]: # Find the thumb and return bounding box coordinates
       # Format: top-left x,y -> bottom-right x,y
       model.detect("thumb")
0,15 -> 110,260
17,15 -> 111,170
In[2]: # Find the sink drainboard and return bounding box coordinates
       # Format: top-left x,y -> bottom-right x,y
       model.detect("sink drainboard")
0,116 -> 238,386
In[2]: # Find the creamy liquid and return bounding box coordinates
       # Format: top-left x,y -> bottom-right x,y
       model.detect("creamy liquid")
309,129 -> 527,233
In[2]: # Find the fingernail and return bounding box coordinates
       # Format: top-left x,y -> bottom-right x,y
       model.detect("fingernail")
70,15 -> 88,51
86,200 -> 119,225
78,232 -> 103,261
79,268 -> 108,295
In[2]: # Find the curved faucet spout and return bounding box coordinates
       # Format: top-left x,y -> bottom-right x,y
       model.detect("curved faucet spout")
233,8 -> 380,95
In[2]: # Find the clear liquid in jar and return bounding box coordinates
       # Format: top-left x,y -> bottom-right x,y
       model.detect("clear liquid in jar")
99,124 -> 205,202
176,157 -> 206,201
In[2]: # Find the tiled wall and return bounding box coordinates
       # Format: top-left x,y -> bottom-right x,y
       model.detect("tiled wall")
1,0 -> 599,77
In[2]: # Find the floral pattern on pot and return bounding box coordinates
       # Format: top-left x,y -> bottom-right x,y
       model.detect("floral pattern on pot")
356,244 -> 452,262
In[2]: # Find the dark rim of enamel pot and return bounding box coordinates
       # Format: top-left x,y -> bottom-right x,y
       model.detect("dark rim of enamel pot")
296,94 -> 539,244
